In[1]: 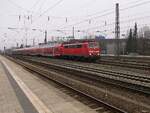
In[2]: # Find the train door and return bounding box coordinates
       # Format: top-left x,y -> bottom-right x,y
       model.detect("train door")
52,47 -> 55,56
82,43 -> 88,57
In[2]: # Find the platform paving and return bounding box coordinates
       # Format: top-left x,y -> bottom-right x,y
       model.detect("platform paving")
0,61 -> 24,113
0,55 -> 97,113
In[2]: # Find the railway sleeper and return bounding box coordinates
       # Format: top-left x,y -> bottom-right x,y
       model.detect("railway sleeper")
8,57 -> 150,113
17,57 -> 150,95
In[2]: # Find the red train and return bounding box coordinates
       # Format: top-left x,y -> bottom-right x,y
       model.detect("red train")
12,39 -> 101,60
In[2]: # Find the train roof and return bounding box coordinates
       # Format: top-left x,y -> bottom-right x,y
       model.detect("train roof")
13,42 -> 62,51
12,39 -> 97,51
62,39 -> 96,44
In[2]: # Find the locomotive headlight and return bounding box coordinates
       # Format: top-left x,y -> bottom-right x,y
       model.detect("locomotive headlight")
89,51 -> 93,55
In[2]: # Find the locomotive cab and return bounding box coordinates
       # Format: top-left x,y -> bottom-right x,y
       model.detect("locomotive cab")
88,42 -> 100,59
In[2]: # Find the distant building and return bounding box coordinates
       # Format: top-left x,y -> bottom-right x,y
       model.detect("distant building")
98,38 -> 150,55
95,35 -> 105,40
137,38 -> 150,55
98,38 -> 126,55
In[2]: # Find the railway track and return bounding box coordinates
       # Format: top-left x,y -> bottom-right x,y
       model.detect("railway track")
20,55 -> 149,75
6,56 -> 126,113
43,59 -> 150,83
100,55 -> 150,63
98,56 -> 150,70
32,72 -> 121,113
7,55 -> 150,113
98,60 -> 150,70
15,55 -> 150,95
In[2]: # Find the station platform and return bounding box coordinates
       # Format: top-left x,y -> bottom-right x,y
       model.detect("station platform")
0,55 -> 97,113
0,59 -> 24,113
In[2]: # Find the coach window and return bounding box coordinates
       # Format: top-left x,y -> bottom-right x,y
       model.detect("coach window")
64,46 -> 69,48
68,45 -> 74,48
68,45 -> 71,48
73,45 -> 76,48
76,45 -> 82,48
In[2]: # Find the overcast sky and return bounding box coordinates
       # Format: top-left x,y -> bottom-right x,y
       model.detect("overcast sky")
0,0 -> 150,50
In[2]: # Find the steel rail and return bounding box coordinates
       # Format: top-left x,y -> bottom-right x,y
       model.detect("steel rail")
6,56 -> 128,113
19,55 -> 150,83
14,55 -> 150,95
98,60 -> 150,70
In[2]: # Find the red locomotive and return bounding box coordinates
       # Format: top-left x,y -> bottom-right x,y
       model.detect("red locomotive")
12,39 -> 101,60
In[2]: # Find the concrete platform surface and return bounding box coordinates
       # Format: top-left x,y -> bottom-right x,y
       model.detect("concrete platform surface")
0,61 -> 24,113
0,55 -> 97,113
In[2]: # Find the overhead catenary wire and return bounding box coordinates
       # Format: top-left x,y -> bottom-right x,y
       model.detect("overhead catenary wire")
7,0 -> 32,13
48,9 -> 150,32
30,0 -> 42,11
5,14 -> 150,32
76,9 -> 150,28
36,0 -> 47,14
39,0 -> 63,17
4,0 -> 150,45
29,0 -> 150,28
120,0 -> 150,11
56,0 -> 150,30
31,0 -> 63,25
58,11 -> 114,29
27,13 -> 150,38
76,23 -> 150,37
6,0 -> 150,22
51,0 -> 146,19
15,0 -> 150,29
81,15 -> 150,31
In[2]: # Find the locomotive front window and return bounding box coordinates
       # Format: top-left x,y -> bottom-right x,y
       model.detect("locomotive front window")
89,42 -> 99,48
